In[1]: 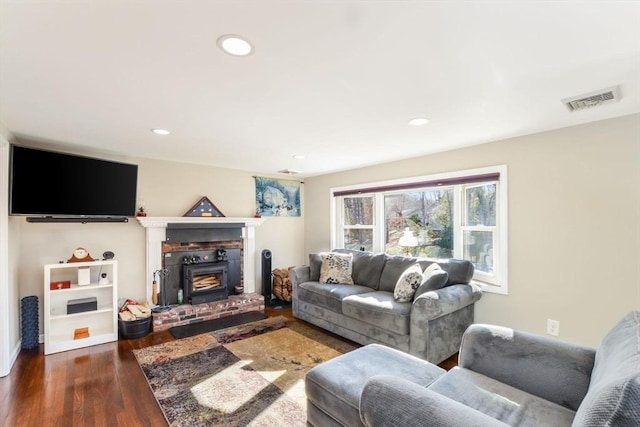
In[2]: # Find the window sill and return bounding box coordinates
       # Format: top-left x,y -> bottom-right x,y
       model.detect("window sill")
471,279 -> 508,295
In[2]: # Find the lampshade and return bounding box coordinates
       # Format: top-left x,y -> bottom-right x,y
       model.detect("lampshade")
398,227 -> 418,248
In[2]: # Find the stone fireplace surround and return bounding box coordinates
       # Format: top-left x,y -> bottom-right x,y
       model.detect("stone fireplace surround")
136,216 -> 265,306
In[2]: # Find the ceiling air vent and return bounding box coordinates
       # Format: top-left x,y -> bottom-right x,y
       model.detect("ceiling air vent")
277,169 -> 300,175
562,86 -> 621,112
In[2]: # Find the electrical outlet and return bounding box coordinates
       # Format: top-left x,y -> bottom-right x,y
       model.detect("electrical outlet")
547,319 -> 560,336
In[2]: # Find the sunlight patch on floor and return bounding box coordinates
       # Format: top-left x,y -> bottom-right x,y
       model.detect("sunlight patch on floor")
256,368 -> 286,383
190,359 -> 267,412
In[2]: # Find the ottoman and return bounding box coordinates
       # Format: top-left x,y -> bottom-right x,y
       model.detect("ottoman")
305,343 -> 447,427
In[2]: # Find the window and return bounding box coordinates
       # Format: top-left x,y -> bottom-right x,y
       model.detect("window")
341,196 -> 374,251
383,188 -> 453,257
462,183 -> 497,283
332,166 -> 508,294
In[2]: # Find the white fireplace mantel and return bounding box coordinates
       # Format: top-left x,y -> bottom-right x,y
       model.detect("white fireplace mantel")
137,216 -> 265,304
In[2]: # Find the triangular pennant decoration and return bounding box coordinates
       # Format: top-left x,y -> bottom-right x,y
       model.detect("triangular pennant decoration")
183,196 -> 225,217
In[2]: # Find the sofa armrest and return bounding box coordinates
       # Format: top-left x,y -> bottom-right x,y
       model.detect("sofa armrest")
288,265 -> 310,287
360,375 -> 509,427
412,283 -> 482,320
459,323 -> 596,410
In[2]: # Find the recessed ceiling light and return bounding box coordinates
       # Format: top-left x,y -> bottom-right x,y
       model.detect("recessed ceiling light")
217,35 -> 254,56
293,154 -> 305,160
151,128 -> 171,135
408,117 -> 430,126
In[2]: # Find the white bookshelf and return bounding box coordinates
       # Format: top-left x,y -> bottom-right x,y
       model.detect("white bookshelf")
43,260 -> 118,355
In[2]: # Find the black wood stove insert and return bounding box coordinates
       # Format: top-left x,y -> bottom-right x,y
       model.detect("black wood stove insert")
182,261 -> 228,304
162,248 -> 241,305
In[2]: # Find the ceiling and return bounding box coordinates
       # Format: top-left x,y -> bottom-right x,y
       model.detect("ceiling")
1,1 -> 639,178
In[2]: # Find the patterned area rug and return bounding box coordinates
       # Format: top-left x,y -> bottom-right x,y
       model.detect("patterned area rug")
133,316 -> 358,427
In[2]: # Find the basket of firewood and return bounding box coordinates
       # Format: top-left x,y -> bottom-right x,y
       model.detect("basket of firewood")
272,267 -> 293,301
118,299 -> 152,339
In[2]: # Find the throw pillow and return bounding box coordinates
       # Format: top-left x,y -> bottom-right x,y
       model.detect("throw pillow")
414,263 -> 449,299
319,252 -> 355,284
393,263 -> 424,302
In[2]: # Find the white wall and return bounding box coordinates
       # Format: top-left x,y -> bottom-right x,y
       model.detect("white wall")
303,114 -> 640,347
13,154 -> 304,341
0,129 -> 20,377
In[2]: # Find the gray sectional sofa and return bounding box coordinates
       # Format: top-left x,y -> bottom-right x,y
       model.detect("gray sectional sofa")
305,310 -> 640,427
289,249 -> 482,364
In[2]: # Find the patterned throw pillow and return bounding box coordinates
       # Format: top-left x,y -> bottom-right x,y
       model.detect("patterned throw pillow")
319,252 -> 354,284
393,263 -> 424,302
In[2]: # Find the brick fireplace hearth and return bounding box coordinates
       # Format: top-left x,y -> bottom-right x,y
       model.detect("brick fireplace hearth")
152,292 -> 264,332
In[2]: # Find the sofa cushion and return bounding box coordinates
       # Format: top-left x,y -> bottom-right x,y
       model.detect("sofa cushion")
572,311 -> 640,426
320,252 -> 354,284
334,249 -> 386,290
425,258 -> 474,286
298,282 -> 372,313
361,376 -> 510,427
393,263 -> 424,302
414,263 -> 449,299
309,253 -> 323,281
379,256 -> 423,292
342,291 -> 411,335
428,367 -> 577,427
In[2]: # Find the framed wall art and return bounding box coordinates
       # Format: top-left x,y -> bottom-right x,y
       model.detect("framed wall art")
254,177 -> 301,217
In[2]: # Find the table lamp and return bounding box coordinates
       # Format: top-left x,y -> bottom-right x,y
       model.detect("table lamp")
398,227 -> 418,256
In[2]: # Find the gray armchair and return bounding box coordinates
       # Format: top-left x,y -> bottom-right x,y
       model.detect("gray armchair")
359,311 -> 640,426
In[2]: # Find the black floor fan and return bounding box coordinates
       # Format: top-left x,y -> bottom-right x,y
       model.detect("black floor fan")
262,249 -> 290,309
261,249 -> 273,303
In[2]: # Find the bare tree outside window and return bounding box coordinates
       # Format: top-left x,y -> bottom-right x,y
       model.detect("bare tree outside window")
463,184 -> 497,274
343,196 -> 374,251
384,189 -> 453,257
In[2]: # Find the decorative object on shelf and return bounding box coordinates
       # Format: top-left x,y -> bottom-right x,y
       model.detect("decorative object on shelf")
77,266 -> 91,286
73,327 -> 90,340
398,227 -> 419,256
151,269 -> 172,313
254,176 -> 302,217
68,247 -> 94,263
102,251 -> 115,260
136,206 -> 147,217
99,272 -> 109,285
67,297 -> 98,314
50,280 -> 71,290
183,196 -> 225,217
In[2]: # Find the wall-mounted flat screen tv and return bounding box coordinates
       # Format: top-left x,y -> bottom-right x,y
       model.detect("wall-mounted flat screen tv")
9,145 -> 138,220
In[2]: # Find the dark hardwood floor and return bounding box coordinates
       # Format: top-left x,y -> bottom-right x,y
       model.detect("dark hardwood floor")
0,306 -> 457,426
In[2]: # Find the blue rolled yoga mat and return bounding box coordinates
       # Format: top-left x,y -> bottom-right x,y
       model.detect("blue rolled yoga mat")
21,295 -> 39,350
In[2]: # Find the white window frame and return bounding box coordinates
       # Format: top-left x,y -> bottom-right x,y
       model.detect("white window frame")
331,165 -> 508,295
334,194 -> 376,250
456,182 -> 500,288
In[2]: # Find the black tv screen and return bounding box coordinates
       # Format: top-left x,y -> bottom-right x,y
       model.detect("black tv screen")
9,145 -> 138,218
